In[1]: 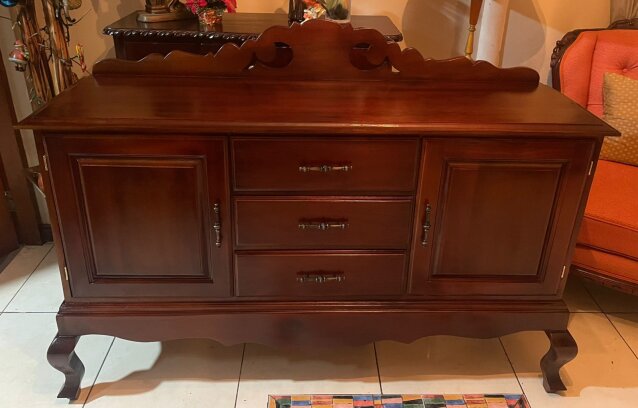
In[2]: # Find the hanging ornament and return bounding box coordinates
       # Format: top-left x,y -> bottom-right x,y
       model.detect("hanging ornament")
8,40 -> 30,72
0,0 -> 18,7
64,0 -> 82,10
75,43 -> 87,73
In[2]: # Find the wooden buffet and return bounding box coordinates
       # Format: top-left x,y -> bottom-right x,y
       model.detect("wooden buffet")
18,20 -> 618,400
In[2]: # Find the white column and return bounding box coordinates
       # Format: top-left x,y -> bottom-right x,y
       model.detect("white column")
476,0 -> 511,66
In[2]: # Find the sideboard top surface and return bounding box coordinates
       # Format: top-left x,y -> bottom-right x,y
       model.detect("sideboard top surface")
19,77 -> 617,137
20,20 -> 617,138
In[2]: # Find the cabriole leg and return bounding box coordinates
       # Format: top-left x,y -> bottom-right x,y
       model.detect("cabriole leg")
46,334 -> 85,400
540,329 -> 578,393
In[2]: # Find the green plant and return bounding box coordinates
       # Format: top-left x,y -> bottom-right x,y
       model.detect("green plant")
317,0 -> 349,20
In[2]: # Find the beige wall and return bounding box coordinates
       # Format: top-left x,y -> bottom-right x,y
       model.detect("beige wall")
503,0 -> 610,82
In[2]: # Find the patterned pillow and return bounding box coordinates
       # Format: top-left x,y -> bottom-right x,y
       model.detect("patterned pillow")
601,73 -> 638,166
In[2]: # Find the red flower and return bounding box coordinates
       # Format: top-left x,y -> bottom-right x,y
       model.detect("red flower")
182,0 -> 237,13
223,0 -> 237,12
183,0 -> 205,13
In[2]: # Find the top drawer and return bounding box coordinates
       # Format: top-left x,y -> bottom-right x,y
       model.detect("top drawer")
232,139 -> 419,193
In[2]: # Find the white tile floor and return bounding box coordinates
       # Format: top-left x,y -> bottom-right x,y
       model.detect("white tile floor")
1,246 -> 638,407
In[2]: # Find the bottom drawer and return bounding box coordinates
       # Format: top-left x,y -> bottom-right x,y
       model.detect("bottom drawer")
235,252 -> 406,297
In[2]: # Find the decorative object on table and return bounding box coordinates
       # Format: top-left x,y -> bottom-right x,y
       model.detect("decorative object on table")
288,0 -> 304,22
137,0 -> 194,23
302,0 -> 351,22
268,394 -> 531,408
302,0 -> 325,21
197,7 -> 223,26
182,0 -> 236,26
103,12 -> 403,61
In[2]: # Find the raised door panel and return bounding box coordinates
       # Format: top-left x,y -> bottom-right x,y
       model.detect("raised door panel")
410,140 -> 595,297
45,136 -> 231,299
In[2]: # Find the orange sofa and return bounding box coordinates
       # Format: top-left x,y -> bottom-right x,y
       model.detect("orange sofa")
551,19 -> 638,295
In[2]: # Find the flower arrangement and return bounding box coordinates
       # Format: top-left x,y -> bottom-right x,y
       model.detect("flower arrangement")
182,0 -> 237,25
303,0 -> 351,22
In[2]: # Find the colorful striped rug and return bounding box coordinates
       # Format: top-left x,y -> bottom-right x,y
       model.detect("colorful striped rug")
268,394 -> 530,408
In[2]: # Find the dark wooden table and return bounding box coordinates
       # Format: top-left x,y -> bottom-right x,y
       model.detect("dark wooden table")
104,11 -> 403,60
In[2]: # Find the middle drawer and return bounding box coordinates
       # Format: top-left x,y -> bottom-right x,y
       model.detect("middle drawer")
234,197 -> 413,249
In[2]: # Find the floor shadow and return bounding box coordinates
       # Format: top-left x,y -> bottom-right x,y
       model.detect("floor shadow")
83,336 -> 523,402
84,339 -> 243,402
0,246 -> 51,297
0,247 -> 20,274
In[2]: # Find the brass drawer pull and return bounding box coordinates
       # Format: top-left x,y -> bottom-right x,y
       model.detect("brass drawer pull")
298,164 -> 353,173
421,203 -> 432,246
298,221 -> 349,231
213,203 -> 222,248
297,272 -> 346,284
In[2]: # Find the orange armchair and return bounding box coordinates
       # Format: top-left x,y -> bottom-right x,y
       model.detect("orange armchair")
551,19 -> 638,295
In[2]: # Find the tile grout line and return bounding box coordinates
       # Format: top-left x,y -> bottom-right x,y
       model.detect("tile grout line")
497,337 -> 526,399
233,343 -> 247,408
372,342 -> 383,395
82,336 -> 116,407
1,245 -> 54,314
580,283 -> 638,360
581,281 -> 605,312
604,314 -> 638,361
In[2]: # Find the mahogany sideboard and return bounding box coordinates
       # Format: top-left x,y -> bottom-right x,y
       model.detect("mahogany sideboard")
104,11 -> 402,60
18,20 -> 618,400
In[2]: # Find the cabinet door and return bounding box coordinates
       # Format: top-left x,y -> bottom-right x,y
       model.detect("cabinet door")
46,136 -> 231,299
410,140 -> 594,297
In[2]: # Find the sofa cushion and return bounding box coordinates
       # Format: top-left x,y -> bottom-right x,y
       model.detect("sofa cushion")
601,73 -> 638,166
577,160 -> 638,260
572,245 -> 638,285
560,30 -> 638,117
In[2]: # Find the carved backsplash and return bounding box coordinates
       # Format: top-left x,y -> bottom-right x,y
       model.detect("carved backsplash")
94,19 -> 540,84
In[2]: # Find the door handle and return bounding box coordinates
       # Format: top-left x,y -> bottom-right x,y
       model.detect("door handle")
298,220 -> 349,230
298,164 -> 353,173
421,203 -> 432,246
297,272 -> 346,284
213,203 -> 222,248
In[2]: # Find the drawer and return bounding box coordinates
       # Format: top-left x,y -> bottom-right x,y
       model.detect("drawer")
234,197 -> 413,249
232,139 -> 419,193
235,252 -> 406,297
